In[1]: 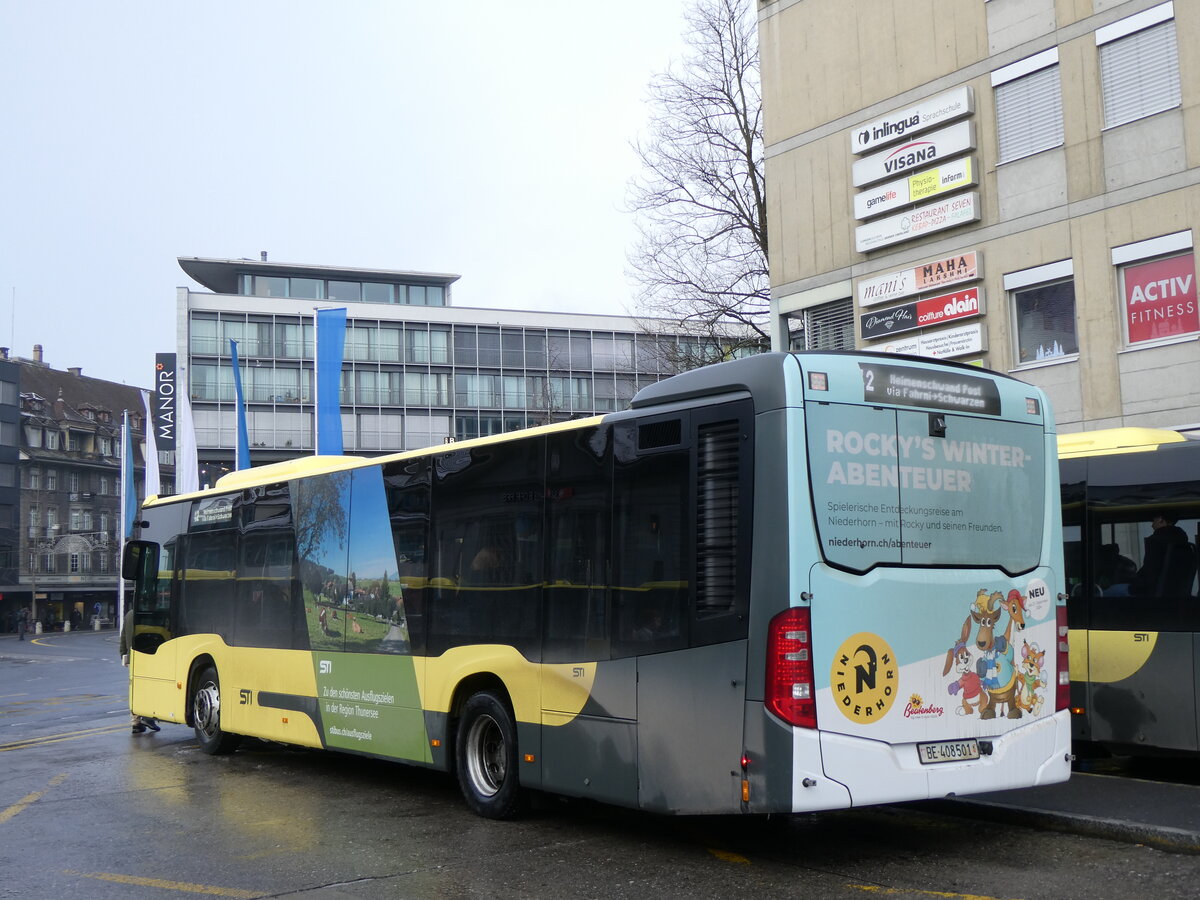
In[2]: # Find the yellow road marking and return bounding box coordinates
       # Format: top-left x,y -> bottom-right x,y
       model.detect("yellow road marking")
69,871 -> 261,898
0,723 -> 129,752
0,773 -> 69,824
849,886 -> 1022,900
707,848 -> 751,864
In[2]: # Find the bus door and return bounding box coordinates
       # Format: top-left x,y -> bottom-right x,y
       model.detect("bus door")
1082,450 -> 1200,753
125,539 -> 181,722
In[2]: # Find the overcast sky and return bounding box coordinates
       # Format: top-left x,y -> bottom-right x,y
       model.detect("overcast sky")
0,1 -> 692,389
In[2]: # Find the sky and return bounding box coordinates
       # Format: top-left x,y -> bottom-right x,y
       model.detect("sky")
0,1 -> 693,389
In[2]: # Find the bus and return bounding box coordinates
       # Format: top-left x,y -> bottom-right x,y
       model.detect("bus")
122,352 -> 1071,818
1059,427 -> 1200,756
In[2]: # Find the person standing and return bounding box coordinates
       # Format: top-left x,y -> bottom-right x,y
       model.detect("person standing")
118,607 -> 160,734
16,606 -> 28,641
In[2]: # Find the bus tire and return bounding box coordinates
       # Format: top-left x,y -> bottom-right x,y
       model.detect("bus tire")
456,690 -> 524,819
192,665 -> 242,756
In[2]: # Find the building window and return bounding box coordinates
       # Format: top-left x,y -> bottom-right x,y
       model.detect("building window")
46,469 -> 57,490
45,430 -> 59,450
992,48 -> 1063,164
69,553 -> 80,573
795,298 -> 854,351
1097,3 -> 1180,129
1005,260 -> 1078,365
1112,230 -> 1199,346
28,467 -> 41,490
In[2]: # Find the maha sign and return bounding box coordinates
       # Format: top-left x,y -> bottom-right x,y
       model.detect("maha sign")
1124,253 -> 1199,344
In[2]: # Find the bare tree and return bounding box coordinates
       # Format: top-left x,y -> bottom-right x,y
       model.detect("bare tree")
628,0 -> 767,350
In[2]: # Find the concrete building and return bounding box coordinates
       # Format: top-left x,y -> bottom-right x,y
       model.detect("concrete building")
177,257 -> 737,471
759,0 -> 1199,433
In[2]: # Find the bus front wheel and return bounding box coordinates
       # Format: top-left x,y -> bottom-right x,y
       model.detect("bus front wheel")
455,690 -> 523,819
193,665 -> 242,756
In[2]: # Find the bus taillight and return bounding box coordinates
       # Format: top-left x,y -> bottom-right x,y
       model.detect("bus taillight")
766,607 -> 817,729
1055,604 -> 1070,712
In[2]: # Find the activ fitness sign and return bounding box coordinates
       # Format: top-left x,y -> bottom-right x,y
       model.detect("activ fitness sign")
1123,253 -> 1199,344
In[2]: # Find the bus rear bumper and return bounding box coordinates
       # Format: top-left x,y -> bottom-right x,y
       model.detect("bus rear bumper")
807,710 -> 1072,810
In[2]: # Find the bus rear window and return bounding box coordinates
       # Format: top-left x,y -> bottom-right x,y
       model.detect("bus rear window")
806,403 -> 1046,574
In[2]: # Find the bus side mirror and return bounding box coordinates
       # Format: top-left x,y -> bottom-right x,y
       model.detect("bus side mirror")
122,540 -> 159,581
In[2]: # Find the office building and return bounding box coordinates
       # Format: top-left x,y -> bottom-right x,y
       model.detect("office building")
178,256 -> 737,469
760,0 -> 1199,432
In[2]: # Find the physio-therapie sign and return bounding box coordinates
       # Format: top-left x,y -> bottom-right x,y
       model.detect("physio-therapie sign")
854,157 -> 976,221
868,321 -> 986,360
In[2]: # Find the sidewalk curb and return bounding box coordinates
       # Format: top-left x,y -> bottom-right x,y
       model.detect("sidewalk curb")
917,797 -> 1200,855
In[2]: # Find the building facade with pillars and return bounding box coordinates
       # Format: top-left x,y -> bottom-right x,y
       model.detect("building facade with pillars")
177,257 -> 738,472
5,347 -> 162,631
759,0 -> 1200,433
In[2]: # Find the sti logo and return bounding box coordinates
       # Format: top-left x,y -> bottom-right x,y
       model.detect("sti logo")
319,660 -> 333,674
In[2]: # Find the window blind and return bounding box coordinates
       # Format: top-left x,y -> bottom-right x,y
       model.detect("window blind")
995,65 -> 1064,163
1100,20 -> 1180,129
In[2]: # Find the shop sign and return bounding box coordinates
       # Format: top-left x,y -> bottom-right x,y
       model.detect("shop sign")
1124,253 -> 1199,344
856,193 -> 980,254
869,321 -> 986,360
854,157 -> 976,220
851,86 -> 974,155
859,287 -> 983,341
852,121 -> 975,188
857,251 -> 980,308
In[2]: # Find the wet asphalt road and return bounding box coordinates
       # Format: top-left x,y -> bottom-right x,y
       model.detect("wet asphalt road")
3,629 -> 1200,900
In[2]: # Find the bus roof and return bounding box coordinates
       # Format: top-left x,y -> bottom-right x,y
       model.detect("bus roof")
143,415 -> 606,508
1057,427 -> 1188,459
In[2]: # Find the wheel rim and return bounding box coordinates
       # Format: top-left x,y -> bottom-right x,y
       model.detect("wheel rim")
464,713 -> 506,798
194,680 -> 221,738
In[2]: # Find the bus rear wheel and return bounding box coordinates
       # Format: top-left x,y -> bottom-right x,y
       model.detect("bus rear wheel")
456,690 -> 524,819
192,665 -> 242,756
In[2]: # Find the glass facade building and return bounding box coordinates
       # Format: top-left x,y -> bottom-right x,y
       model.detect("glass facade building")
178,258 -> 734,467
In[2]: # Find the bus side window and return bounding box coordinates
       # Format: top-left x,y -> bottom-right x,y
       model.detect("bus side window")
544,428 -> 611,663
384,457 -> 430,657
180,530 -> 238,641
429,442 -> 545,659
612,422 -> 688,659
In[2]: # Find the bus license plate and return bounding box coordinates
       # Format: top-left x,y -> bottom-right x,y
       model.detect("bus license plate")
917,739 -> 980,765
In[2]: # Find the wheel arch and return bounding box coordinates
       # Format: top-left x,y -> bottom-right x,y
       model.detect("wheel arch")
184,654 -> 218,728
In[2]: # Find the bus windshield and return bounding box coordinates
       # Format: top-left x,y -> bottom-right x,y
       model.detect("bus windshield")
806,401 -> 1046,574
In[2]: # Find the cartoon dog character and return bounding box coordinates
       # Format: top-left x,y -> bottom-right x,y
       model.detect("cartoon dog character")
1016,640 -> 1046,716
943,640 -> 988,717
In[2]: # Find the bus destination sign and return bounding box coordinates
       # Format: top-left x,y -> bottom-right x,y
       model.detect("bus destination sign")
860,363 -> 1000,415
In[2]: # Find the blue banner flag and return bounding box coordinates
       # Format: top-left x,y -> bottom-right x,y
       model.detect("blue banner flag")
315,307 -> 347,455
121,410 -> 138,539
230,339 -> 252,470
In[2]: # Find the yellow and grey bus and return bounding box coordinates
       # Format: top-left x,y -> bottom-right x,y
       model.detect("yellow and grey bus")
123,352 -> 1070,818
1060,427 -> 1200,755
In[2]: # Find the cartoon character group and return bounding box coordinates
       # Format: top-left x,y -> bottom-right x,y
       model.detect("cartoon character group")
942,588 -> 1046,719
